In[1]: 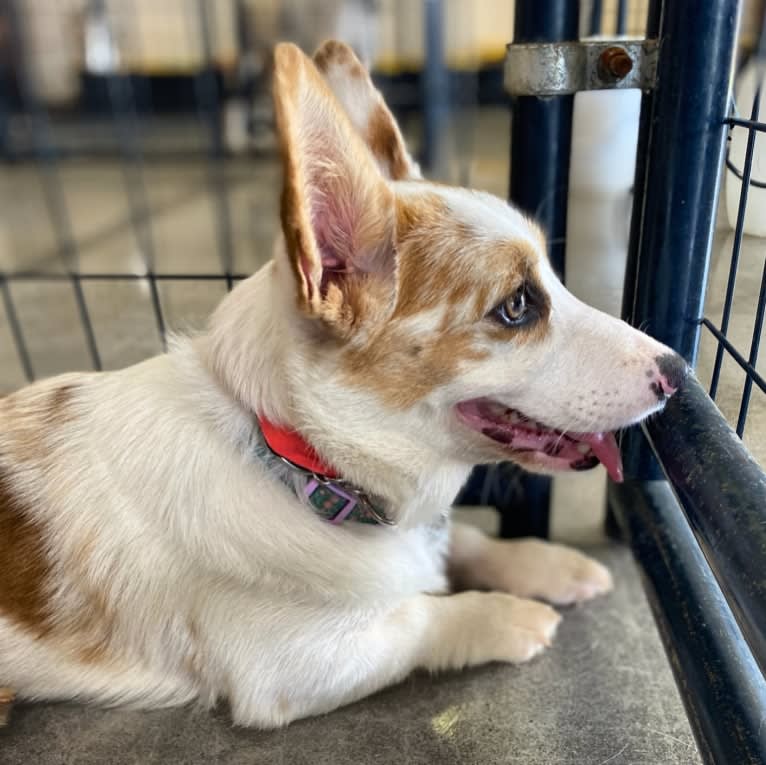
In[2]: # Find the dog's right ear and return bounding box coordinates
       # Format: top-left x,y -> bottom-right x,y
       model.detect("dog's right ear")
313,40 -> 420,181
273,43 -> 397,330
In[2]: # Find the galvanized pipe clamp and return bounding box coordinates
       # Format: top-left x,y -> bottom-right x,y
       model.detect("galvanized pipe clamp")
505,39 -> 660,96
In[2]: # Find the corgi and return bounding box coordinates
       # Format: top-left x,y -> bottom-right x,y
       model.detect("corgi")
0,40 -> 688,728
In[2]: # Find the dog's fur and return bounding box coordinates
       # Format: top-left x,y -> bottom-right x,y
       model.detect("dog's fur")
0,41 -> 685,727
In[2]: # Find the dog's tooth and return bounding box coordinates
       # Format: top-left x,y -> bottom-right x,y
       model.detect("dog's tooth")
577,443 -> 592,455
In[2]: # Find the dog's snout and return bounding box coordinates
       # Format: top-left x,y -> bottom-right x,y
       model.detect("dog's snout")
651,352 -> 689,399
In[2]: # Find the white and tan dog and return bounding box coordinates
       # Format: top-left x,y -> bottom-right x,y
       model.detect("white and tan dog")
0,41 -> 687,728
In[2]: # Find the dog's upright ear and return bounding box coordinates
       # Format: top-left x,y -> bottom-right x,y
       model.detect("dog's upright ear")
273,42 -> 397,330
313,40 -> 420,181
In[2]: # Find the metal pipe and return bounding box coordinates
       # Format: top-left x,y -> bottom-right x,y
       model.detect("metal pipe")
621,0 -> 740,480
509,0 -> 578,279
502,0 -> 578,538
641,375 -> 766,675
422,0 -> 448,177
589,0 -> 603,37
616,0 -> 628,35
609,479 -> 766,765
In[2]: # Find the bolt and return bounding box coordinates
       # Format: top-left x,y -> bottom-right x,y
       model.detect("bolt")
598,46 -> 633,82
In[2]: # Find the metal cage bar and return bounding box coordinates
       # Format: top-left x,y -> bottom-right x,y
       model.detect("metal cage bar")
194,0 -> 236,291
641,376 -> 766,674
620,0 -> 739,479
509,0 -> 577,278
609,479 -> 766,765
612,0 -> 766,760
103,66 -> 167,349
498,0 -> 579,540
709,86 -> 762,402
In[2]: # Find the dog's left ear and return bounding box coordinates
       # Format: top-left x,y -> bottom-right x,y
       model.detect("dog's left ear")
313,40 -> 421,181
273,43 -> 397,329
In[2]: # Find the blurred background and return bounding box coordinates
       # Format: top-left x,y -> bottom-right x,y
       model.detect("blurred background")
0,0 -> 765,537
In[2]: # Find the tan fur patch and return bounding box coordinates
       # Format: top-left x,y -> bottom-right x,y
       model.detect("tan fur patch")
313,40 -> 415,182
344,326 -> 489,409
392,194 -> 547,325
74,593 -> 116,664
69,532 -> 117,664
0,469 -> 51,633
367,102 -> 411,181
0,381 -> 115,663
313,39 -> 353,72
0,465 -> 116,663
2,383 -> 80,463
47,384 -> 79,425
341,193 -> 551,407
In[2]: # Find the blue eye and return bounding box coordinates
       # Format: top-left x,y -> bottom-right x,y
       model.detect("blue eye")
490,288 -> 529,327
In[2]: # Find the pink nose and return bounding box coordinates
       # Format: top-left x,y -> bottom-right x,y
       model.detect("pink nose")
651,353 -> 689,400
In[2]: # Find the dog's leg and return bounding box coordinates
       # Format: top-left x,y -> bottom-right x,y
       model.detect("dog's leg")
449,522 -> 613,606
226,590 -> 559,727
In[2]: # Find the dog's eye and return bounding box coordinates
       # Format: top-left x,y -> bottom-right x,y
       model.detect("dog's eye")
490,287 -> 529,327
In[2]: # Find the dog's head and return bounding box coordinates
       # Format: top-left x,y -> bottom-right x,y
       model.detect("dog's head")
214,41 -> 687,484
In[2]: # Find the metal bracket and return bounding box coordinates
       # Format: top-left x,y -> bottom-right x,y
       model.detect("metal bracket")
505,39 -> 659,96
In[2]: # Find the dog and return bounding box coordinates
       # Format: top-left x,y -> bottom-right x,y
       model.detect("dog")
0,40 -> 688,728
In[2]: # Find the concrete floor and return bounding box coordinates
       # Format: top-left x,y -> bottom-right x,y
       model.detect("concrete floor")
3,105 -> 763,762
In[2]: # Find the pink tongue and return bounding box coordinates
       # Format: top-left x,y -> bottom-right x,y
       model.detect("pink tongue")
578,432 -> 623,483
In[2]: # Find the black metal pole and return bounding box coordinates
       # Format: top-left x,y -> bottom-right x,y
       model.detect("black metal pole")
195,0 -> 235,290
588,0 -> 603,36
610,479 -> 766,765
621,0 -> 739,480
509,0 -> 577,278
616,0 -> 628,35
641,375 -> 766,676
422,0 -> 448,176
620,0 -> 660,324
502,0 -> 578,539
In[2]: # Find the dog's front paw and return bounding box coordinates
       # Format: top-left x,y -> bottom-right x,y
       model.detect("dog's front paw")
475,592 -> 562,664
508,540 -> 613,606
545,548 -> 613,605
481,539 -> 613,606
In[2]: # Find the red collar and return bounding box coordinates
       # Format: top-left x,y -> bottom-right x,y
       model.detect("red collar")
257,417 -> 338,478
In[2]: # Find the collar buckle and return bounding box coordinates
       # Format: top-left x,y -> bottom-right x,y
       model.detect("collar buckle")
258,423 -> 395,527
304,478 -> 396,526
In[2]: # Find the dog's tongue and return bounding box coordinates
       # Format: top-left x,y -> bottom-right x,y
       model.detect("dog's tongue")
577,431 -> 623,483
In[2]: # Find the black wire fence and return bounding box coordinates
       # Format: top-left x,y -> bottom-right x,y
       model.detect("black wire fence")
0,0 -> 249,385
704,61 -> 766,438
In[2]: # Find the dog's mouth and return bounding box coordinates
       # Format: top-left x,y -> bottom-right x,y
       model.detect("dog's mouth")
455,398 -> 623,482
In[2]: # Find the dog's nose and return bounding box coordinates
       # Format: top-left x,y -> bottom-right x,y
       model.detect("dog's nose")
652,352 -> 689,399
